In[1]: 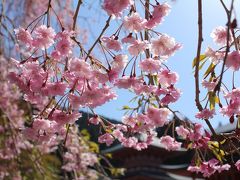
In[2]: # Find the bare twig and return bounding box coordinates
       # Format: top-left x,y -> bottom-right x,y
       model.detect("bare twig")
195,0 -> 216,136
144,0 -> 150,58
214,0 -> 234,93
72,0 -> 83,31
85,16 -> 111,61
194,0 -> 203,112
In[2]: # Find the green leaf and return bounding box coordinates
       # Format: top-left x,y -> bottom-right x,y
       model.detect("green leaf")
121,105 -> 131,110
208,141 -> 226,162
209,92 -> 219,110
204,63 -> 215,78
192,54 -> 206,68
153,75 -> 158,85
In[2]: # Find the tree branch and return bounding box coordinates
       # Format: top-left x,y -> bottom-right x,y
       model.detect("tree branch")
72,0 -> 83,31
214,0 -> 234,93
85,16 -> 111,61
195,0 -> 216,136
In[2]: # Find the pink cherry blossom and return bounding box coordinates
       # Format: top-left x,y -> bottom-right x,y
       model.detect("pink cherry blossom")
139,58 -> 161,73
152,3 -> 171,19
133,84 -> 157,95
121,35 -> 136,44
195,109 -> 216,119
49,110 -> 81,125
187,166 -> 201,173
128,40 -> 149,56
56,39 -> 72,56
122,115 -> 137,128
98,133 -> 114,146
111,54 -> 128,71
146,106 -> 170,127
54,31 -> 74,57
175,125 -> 189,139
102,36 -> 122,51
92,70 -> 109,84
202,79 -> 218,91
88,116 -> 101,125
158,69 -> 179,87
151,34 -> 181,58
235,160 -> 240,171
205,47 -> 225,65
108,68 -> 121,82
78,85 -> 117,108
69,57 -> 92,78
32,25 -> 56,49
102,0 -> 133,17
225,51 -> 240,71
189,159 -> 231,177
68,93 -> 82,109
224,88 -> 240,100
51,50 -> 61,61
199,162 -> 216,177
42,82 -> 68,96
159,135 -> 182,151
114,76 -> 143,89
220,100 -> 240,117
145,3 -> 170,29
160,86 -> 181,105
123,12 -> 146,32
220,89 -> 240,117
14,27 -> 33,46
210,26 -> 233,45
112,129 -> 125,141
215,164 -> 231,173
121,137 -> 138,148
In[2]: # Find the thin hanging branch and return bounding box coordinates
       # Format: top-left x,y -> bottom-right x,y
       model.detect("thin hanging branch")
85,15 -> 112,61
214,0 -> 234,93
72,0 -> 83,31
195,0 -> 216,136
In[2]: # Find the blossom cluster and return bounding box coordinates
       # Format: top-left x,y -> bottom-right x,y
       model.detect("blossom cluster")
1,0 -> 239,179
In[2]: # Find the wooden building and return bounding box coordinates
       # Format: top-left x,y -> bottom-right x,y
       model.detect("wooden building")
79,112 -> 240,180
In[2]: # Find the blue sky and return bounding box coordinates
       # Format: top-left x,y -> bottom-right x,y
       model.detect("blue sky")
79,0 -> 239,128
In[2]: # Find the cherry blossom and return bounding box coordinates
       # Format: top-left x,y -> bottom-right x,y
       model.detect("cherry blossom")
123,12 -> 146,32
225,51 -> 240,71
151,34 -> 181,58
32,25 -> 56,49
14,27 -> 33,47
2,0 -> 240,178
175,125 -> 189,139
146,106 -> 170,127
145,3 -> 170,29
139,58 -> 161,73
235,160 -> 240,171
210,26 -> 232,45
188,159 -> 231,177
195,109 -> 216,119
158,69 -> 179,87
98,133 -> 115,146
89,116 -> 101,125
205,47 -> 225,65
202,79 -> 218,92
159,135 -> 182,151
102,0 -> 133,17
102,36 -> 122,51
128,40 -> 149,56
